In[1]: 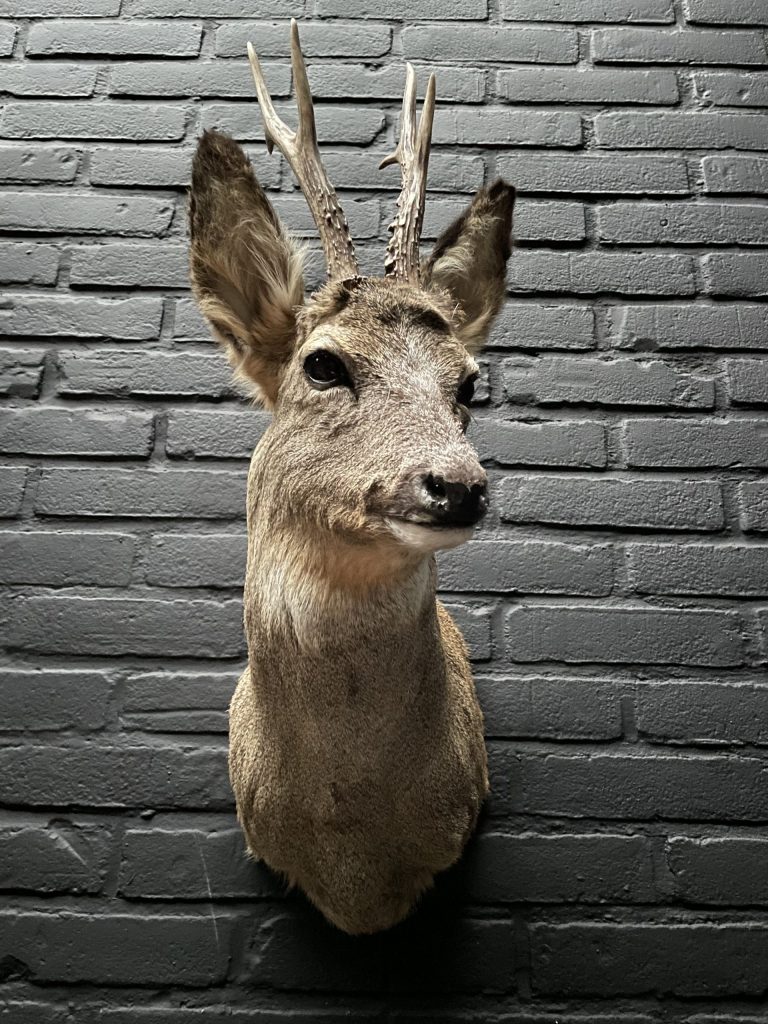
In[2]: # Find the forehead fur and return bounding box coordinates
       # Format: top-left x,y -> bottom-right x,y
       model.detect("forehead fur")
297,277 -> 458,347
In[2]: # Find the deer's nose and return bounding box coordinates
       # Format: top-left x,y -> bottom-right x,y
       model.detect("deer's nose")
421,473 -> 488,527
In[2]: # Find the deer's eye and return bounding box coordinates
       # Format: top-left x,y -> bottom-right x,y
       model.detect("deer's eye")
457,373 -> 478,407
303,350 -> 352,391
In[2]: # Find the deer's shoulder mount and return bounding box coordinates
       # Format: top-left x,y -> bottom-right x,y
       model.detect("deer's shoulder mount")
188,19 -> 515,935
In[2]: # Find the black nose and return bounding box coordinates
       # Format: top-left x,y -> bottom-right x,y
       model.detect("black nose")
422,473 -> 488,527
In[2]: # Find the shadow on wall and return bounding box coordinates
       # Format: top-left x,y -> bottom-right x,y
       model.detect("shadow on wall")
231,822 -> 516,996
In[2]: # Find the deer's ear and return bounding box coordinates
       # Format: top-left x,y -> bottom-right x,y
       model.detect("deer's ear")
423,179 -> 514,354
188,130 -> 304,407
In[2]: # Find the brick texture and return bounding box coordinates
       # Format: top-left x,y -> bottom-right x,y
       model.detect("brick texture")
1,1 -> 767,1020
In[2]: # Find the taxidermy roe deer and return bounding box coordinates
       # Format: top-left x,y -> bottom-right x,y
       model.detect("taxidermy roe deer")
188,20 -> 514,935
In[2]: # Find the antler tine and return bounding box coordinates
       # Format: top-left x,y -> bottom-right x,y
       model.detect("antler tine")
247,19 -> 358,282
379,65 -> 436,283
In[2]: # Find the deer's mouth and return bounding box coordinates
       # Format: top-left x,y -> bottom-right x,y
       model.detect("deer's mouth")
385,516 -> 474,552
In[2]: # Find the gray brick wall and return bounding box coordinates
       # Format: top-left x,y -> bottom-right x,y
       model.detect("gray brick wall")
1,0 -> 767,1018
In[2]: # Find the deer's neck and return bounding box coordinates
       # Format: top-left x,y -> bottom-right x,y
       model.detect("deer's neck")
244,520 -> 444,713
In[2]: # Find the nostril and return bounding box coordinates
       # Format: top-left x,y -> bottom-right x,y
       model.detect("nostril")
424,474 -> 448,500
418,474 -> 489,526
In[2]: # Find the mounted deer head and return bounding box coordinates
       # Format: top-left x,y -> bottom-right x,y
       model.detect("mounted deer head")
189,20 -> 514,934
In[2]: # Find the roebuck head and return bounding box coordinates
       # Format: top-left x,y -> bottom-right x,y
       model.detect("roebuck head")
189,21 -> 514,562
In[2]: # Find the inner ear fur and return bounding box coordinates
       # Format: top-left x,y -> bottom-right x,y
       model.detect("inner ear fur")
188,129 -> 304,407
423,178 -> 515,353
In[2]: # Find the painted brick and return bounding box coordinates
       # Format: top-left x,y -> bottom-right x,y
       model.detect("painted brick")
599,201 -> 768,245
726,358 -> 768,404
119,827 -> 278,898
608,304 -> 768,350
3,594 -> 244,657
593,27 -> 767,64
403,25 -> 577,63
238,908 -> 516,994
173,299 -> 212,341
499,474 -> 724,530
0,295 -> 162,339
496,67 -> 678,105
0,467 -> 27,517
0,62 -> 97,97
0,242 -> 59,285
165,409 -> 269,459
58,351 -> 238,399
632,1017 -> 764,1024
320,150 -> 484,193
216,22 -> 391,58
0,823 -> 110,893
0,21 -> 15,55
470,418 -> 607,467
124,0 -> 301,11
506,252 -> 696,296
0,530 -> 135,585
0,910 -> 230,985
596,112 -> 768,150
623,418 -> 768,468
498,153 -> 689,195
684,0 -> 768,25
1,191 -> 174,236
695,72 -> 768,107
0,0 -> 119,11
704,253 -> 768,296
490,303 -> 596,350
0,348 -> 45,398
35,467 -> 246,519
89,145 -> 280,190
503,0 -> 674,20
0,102 -> 186,141
758,609 -> 768,660
444,603 -> 493,661
0,668 -> 112,731
702,156 -> 768,194
428,198 -> 585,243
108,60 -> 290,99
433,107 -> 581,147
145,532 -> 246,588
122,669 -> 236,732
475,674 -> 621,739
530,921 -> 768,996
637,680 -> 768,745
506,604 -> 746,666
0,407 -> 153,458
668,837 -> 768,903
0,743 -> 230,809
740,481 -> 768,531
0,145 -> 79,182
466,833 -> 655,903
438,539 -> 613,596
628,543 -> 768,596
497,749 -> 767,818
27,20 -> 203,57
503,355 -> 714,408
267,195 -> 379,240
201,103 -> 385,145
317,0 -> 487,14
308,65 -> 485,104
70,242 -> 188,288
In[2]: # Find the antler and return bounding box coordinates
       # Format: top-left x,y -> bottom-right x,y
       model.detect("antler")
247,19 -> 358,282
379,64 -> 436,284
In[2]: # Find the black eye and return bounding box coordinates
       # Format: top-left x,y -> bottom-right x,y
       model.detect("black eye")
457,373 -> 477,407
303,349 -> 352,391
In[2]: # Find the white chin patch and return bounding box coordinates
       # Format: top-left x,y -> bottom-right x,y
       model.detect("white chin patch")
386,518 -> 474,553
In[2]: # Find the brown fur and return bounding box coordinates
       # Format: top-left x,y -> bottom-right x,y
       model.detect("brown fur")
189,129 -> 514,934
